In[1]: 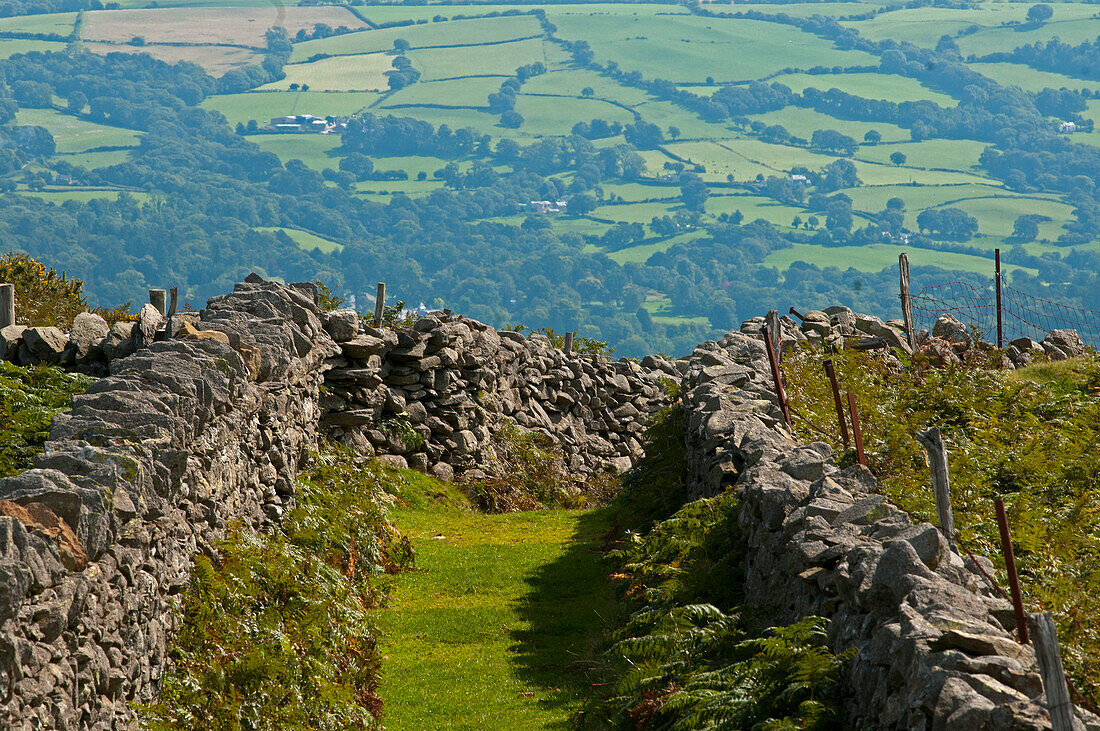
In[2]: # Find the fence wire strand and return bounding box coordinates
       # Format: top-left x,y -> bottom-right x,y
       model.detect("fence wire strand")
911,278 -> 1100,349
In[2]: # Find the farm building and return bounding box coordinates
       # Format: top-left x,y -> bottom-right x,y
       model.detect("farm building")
266,115 -> 346,133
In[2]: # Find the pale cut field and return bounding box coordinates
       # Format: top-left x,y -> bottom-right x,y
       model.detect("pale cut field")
82,41 -> 264,74
81,6 -> 366,48
259,53 -> 395,91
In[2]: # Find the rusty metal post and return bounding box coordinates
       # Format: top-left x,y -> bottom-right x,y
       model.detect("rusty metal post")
761,325 -> 791,427
994,498 -> 1030,645
995,248 -> 1003,348
823,359 -> 849,448
847,392 -> 866,466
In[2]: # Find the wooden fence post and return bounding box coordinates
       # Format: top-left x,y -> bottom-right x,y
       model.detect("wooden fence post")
915,427 -> 955,549
1028,612 -> 1075,731
899,253 -> 916,350
761,324 -> 791,428
995,248 -> 1004,349
0,283 -> 13,329
847,392 -> 866,466
765,309 -> 782,358
374,282 -> 385,327
148,288 -> 167,316
995,498 -> 1030,645
823,359 -> 849,448
564,331 -> 574,355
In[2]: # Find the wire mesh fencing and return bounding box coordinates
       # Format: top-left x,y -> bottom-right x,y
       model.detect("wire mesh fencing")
910,277 -> 1100,348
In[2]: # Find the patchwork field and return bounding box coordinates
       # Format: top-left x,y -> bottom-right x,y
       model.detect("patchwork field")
81,7 -> 366,47
8,0 -> 1099,309
256,227 -> 343,253
261,53 -> 395,92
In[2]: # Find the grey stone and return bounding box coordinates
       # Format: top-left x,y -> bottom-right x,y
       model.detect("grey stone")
323,309 -> 359,342
1,324 -> 25,362
22,327 -> 68,364
69,313 -> 109,360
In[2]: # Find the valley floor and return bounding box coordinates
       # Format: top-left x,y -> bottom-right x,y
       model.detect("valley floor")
377,475 -> 616,730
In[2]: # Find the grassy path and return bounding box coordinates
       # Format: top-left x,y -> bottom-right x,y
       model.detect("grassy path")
377,474 -> 616,730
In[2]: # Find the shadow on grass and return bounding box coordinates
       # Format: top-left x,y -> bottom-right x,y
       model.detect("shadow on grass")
508,507 -> 619,729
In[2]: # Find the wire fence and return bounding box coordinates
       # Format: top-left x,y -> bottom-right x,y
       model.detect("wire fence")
911,278 -> 1100,348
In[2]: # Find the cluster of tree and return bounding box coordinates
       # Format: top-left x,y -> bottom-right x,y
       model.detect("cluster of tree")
486,62 -> 544,128
386,42 -> 421,91
990,36 -> 1100,84
570,118 -> 623,140
915,207 -> 979,241
810,129 -> 859,156
291,23 -> 358,43
341,113 -> 489,157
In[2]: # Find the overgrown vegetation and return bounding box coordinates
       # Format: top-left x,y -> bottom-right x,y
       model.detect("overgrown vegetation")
462,422 -> 616,512
784,347 -> 1100,704
0,252 -> 87,328
576,404 -> 849,729
141,446 -> 414,730
0,360 -> 93,477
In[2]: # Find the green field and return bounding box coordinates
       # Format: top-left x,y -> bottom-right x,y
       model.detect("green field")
256,226 -> 343,253
749,106 -> 910,144
290,15 -> 544,62
382,77 -> 503,108
706,192 -> 809,228
514,94 -> 635,135
409,37 -> 548,81
551,13 -> 877,83
854,138 -> 988,172
957,15 -> 1100,56
252,133 -> 342,170
727,2 -> 870,17
969,62 -> 1100,93
0,38 -> 66,57
767,71 -> 958,106
16,108 -> 141,153
0,11 -> 76,36
763,242 -> 1032,275
202,90 -> 382,126
261,53 -> 395,92
521,67 -> 652,106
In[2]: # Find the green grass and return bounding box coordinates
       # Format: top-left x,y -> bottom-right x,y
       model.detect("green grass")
18,187 -> 150,204
0,38 -> 67,57
260,53 -> 395,92
640,294 -> 709,325
969,61 -> 1100,93
706,192 -> 808,227
728,2 -> 869,17
202,90 -> 381,126
957,15 -> 1100,56
521,68 -> 652,107
594,199 -> 680,223
762,241 -> 1033,275
767,71 -> 958,106
256,226 -> 343,253
842,4 -> 1034,45
382,76 -> 503,108
251,133 -> 342,170
550,14 -> 877,83
839,182 -> 1020,213
290,15 -> 544,62
633,99 -> 737,140
55,149 -> 134,169
600,181 -> 676,202
662,139 -> 778,182
514,94 -> 636,136
925,195 -> 1075,242
16,108 -> 141,154
378,471 -> 617,730
854,138 -> 987,172
604,228 -> 705,264
409,37 -> 549,81
749,106 -> 910,143
0,11 -> 76,36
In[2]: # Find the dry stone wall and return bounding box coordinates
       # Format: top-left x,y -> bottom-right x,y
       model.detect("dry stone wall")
321,309 -> 673,481
0,277 -> 337,729
682,329 -> 1098,730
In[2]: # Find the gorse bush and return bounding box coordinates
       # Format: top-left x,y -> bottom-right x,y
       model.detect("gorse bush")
142,446 -> 414,730
0,252 -> 87,328
577,400 -> 848,730
783,346 -> 1100,704
0,361 -> 93,477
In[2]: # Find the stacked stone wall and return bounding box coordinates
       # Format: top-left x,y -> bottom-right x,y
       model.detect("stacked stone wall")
0,278 -> 336,729
681,329 -> 1098,729
321,309 -> 675,480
